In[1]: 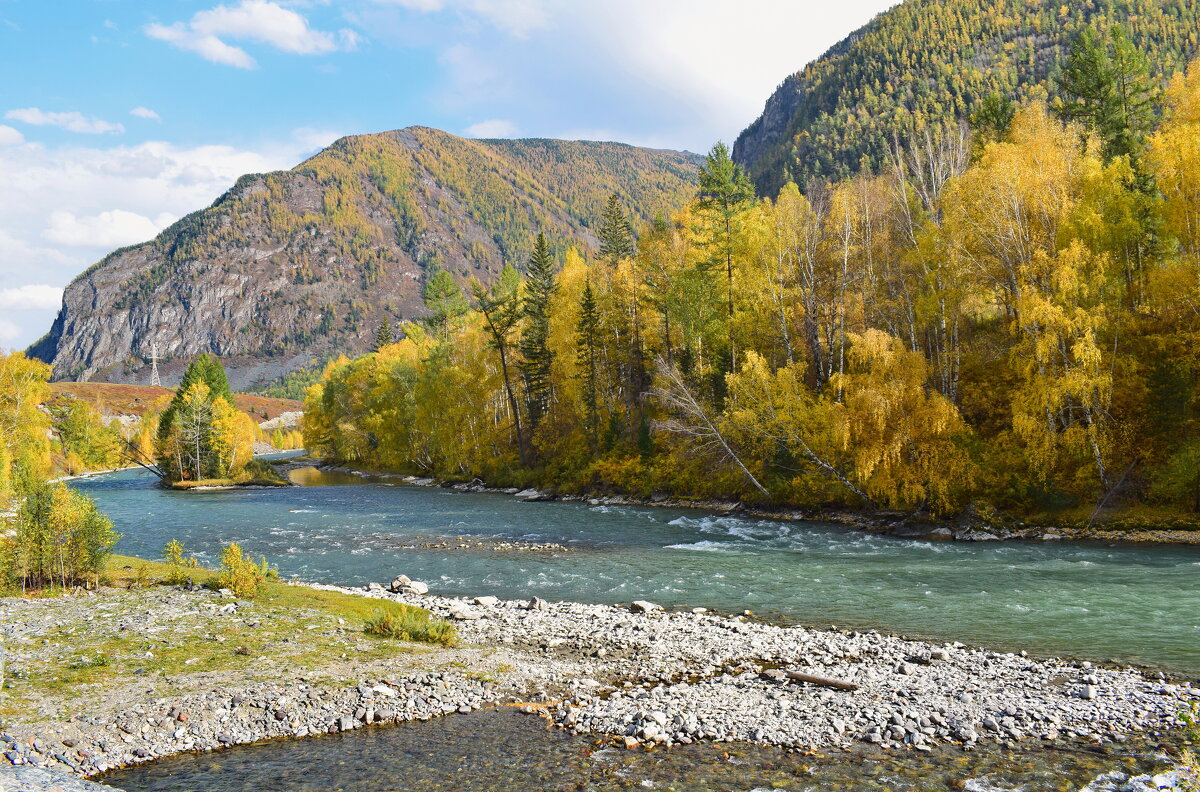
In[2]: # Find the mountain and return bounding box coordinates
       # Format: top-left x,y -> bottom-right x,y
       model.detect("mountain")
30,127 -> 701,390
733,0 -> 1200,197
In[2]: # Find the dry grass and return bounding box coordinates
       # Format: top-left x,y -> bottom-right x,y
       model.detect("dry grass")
48,382 -> 301,420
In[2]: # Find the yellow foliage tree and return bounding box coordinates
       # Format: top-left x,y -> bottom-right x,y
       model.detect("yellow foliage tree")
831,330 -> 973,512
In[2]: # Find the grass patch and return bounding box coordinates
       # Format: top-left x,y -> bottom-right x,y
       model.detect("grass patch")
169,479 -> 240,490
168,461 -> 290,490
103,554 -> 454,646
2,555 -> 456,718
365,609 -> 457,647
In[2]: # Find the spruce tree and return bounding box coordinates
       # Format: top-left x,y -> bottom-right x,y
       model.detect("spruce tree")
575,277 -> 601,449
598,193 -> 635,267
373,317 -> 394,351
519,233 -> 556,431
158,353 -> 232,441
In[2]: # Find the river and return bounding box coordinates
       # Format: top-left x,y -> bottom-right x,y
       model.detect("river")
71,467 -> 1200,674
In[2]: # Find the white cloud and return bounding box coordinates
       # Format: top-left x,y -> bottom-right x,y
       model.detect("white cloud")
0,284 -> 63,311
0,131 -> 323,348
130,106 -> 162,121
0,319 -> 20,343
462,119 -> 517,138
43,209 -> 176,248
376,0 -> 548,36
146,0 -> 358,68
291,127 -> 344,152
558,2 -> 902,144
5,108 -> 124,135
146,22 -> 259,68
436,43 -> 509,106
0,125 -> 23,146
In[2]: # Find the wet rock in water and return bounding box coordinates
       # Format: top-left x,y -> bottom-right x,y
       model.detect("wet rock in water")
1,765 -> 124,792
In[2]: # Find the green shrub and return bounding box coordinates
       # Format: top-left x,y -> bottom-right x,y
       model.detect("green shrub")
12,482 -> 118,591
163,539 -> 199,585
364,607 -> 457,647
239,459 -> 289,486
215,542 -> 267,598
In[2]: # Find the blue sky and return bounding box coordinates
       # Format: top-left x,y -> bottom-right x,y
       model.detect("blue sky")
0,0 -> 897,349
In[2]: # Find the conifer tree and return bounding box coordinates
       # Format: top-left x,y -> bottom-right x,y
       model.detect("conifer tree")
970,92 -> 1016,147
422,268 -> 470,339
598,194 -> 635,267
519,233 -> 556,430
575,277 -> 601,449
697,141 -> 755,372
1058,24 -> 1156,163
373,317 -> 394,351
472,265 -> 527,463
158,353 -> 233,441
597,193 -> 647,429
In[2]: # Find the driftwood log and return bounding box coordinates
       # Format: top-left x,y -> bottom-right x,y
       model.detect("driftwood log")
782,670 -> 858,691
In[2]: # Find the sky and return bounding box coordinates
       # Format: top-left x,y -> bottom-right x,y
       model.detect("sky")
0,0 -> 898,349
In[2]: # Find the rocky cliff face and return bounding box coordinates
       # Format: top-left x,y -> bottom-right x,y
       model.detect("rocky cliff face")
30,126 -> 700,390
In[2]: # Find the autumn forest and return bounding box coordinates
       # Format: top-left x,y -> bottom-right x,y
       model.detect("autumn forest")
302,35 -> 1200,525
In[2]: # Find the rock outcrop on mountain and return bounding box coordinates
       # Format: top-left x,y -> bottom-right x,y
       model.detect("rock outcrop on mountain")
733,0 -> 1199,197
30,127 -> 700,389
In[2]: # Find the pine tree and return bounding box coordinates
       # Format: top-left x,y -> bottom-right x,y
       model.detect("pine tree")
598,193 -> 635,267
575,277 -> 601,449
1058,24 -> 1157,163
697,141 -> 754,372
373,317 -> 394,351
519,233 -> 556,431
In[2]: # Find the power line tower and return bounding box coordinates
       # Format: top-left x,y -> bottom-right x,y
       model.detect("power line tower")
149,343 -> 161,387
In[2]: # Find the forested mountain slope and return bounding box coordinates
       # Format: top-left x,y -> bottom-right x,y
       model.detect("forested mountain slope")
734,0 -> 1200,196
29,127 -> 701,389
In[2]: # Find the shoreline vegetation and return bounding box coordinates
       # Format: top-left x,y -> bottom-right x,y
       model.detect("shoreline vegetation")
301,50 -> 1200,543
0,554 -> 1197,791
309,460 -> 1200,545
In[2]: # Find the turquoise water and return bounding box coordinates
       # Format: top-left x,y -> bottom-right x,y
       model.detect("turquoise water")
73,468 -> 1200,673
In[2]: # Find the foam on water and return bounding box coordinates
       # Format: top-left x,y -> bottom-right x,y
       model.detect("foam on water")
70,468 -> 1200,673
664,540 -> 754,554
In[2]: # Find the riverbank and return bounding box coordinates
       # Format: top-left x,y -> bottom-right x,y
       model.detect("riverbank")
2,560 -> 1196,790
311,461 -> 1200,545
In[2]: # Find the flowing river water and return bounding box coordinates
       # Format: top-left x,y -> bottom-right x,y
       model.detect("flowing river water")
70,466 -> 1200,791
